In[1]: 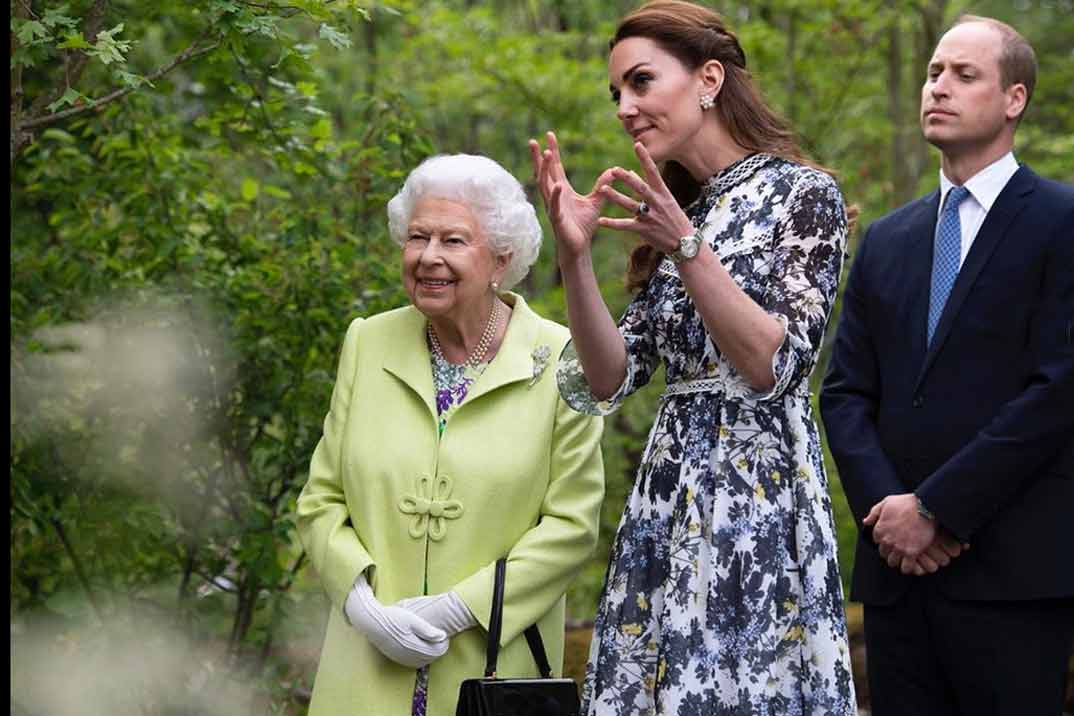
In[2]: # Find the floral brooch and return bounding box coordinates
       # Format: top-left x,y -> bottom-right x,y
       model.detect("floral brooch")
529,344 -> 551,387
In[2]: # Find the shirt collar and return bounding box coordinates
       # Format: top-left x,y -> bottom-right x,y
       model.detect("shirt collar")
938,151 -> 1019,215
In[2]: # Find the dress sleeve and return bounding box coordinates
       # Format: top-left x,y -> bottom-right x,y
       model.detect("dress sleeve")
754,170 -> 849,401
555,281 -> 661,416
295,317 -> 375,612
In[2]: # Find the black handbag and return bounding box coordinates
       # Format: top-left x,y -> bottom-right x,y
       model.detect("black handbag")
455,558 -> 582,716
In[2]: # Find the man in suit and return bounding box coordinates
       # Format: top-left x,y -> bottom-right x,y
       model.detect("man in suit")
820,15 -> 1074,715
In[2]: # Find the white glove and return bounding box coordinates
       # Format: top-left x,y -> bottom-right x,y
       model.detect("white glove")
395,591 -> 479,637
344,574 -> 449,668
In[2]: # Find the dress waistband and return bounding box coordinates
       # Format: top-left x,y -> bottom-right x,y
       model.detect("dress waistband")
662,377 -> 725,399
662,375 -> 805,401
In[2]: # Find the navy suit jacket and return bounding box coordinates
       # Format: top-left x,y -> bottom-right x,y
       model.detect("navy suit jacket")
820,165 -> 1074,605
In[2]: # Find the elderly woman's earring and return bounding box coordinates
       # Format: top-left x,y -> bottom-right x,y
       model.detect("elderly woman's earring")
699,94 -> 715,111
491,281 -> 500,292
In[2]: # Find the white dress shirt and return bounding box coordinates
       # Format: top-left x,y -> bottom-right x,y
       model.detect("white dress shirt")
938,152 -> 1020,267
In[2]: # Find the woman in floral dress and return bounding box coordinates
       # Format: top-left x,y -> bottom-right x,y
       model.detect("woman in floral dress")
529,1 -> 857,713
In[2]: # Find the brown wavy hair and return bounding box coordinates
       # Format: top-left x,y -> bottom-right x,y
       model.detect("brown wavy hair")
612,0 -> 857,289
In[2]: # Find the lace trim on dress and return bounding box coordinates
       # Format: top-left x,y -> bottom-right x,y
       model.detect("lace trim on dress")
682,152 -> 778,214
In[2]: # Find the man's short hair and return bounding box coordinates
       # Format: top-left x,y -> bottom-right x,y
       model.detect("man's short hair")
954,15 -> 1037,117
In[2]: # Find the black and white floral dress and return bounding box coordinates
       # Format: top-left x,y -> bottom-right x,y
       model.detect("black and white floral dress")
558,155 -> 857,715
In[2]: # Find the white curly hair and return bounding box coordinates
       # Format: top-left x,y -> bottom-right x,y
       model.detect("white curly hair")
386,154 -> 543,291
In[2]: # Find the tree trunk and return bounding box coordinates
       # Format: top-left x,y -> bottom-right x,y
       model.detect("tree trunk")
785,8 -> 798,125
887,20 -> 914,206
10,0 -> 31,168
908,0 -> 949,188
229,575 -> 260,659
50,517 -> 104,621
363,9 -> 378,104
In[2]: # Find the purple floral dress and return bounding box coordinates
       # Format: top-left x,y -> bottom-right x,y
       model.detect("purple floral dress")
411,345 -> 491,716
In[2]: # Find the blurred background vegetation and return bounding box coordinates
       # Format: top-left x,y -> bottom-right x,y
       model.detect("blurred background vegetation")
10,0 -> 1074,713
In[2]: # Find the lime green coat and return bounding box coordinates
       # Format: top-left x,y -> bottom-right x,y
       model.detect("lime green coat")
296,293 -> 605,716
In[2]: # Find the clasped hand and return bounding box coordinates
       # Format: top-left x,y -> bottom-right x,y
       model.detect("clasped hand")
345,574 -> 448,668
864,493 -> 969,575
345,575 -> 478,669
395,591 -> 478,638
529,132 -> 695,258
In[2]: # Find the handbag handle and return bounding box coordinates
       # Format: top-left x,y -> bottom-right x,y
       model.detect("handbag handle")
483,558 -> 555,679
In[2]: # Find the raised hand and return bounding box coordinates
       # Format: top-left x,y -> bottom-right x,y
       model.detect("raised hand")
529,131 -> 615,261
597,141 -> 696,253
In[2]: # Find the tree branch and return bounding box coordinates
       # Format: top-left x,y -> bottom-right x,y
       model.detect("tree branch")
236,0 -> 311,16
10,0 -> 33,168
19,37 -> 220,132
49,516 -> 104,622
14,0 -> 38,18
63,0 -> 111,91
28,0 -> 111,118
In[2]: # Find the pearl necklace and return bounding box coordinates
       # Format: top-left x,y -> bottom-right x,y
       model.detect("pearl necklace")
428,300 -> 503,368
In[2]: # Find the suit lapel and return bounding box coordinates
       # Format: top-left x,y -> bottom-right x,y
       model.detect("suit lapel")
915,166 -> 1036,390
906,190 -> 942,369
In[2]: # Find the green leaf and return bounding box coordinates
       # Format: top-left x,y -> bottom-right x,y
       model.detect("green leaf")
309,118 -> 333,141
237,15 -> 280,38
292,43 -> 316,59
241,178 -> 260,201
46,88 -> 86,113
90,23 -> 133,66
96,22 -> 126,40
15,20 -> 49,45
318,23 -> 352,50
10,45 -> 37,69
115,70 -> 152,89
197,191 -> 221,210
210,0 -> 242,14
263,185 -> 292,200
41,7 -> 79,30
57,31 -> 91,50
40,129 -> 76,144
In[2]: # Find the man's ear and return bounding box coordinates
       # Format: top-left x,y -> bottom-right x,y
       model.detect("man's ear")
1005,83 -> 1028,122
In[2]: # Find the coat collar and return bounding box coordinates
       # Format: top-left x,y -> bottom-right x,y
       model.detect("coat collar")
465,292 -> 542,403
380,292 -> 543,414
914,165 -> 1037,390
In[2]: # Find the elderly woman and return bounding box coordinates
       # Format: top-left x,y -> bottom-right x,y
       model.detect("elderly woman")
296,153 -> 605,716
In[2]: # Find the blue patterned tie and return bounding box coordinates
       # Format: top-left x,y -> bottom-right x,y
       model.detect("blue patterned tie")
927,185 -> 971,345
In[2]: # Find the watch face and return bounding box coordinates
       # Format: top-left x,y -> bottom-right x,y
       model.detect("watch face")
681,234 -> 701,258
670,233 -> 701,263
